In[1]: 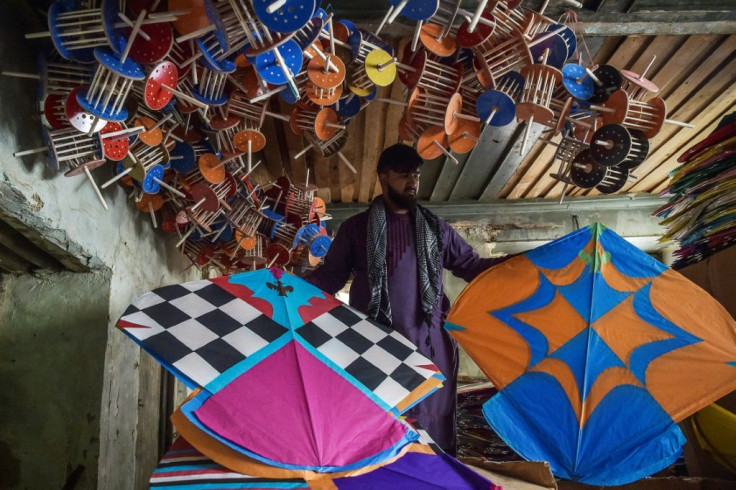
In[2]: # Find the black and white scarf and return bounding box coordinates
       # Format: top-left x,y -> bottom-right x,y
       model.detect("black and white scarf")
366,197 -> 443,356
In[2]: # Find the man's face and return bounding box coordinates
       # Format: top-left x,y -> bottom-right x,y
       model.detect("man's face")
380,168 -> 421,210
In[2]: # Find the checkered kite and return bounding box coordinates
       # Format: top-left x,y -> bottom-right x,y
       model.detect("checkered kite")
118,268 -> 445,473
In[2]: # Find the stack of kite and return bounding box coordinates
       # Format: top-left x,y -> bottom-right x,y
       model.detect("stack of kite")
653,114 -> 736,269
118,267 -> 498,488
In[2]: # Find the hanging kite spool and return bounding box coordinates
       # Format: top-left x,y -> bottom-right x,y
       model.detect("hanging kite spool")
41,93 -> 68,130
413,50 -> 463,97
588,64 -> 623,104
291,106 -> 343,141
620,55 -> 659,101
570,148 -> 629,193
239,233 -> 268,268
77,48 -> 146,122
229,201 -> 267,242
456,12 -> 497,51
142,61 -> 179,110
417,125 -> 452,161
561,63 -> 595,100
31,126 -> 103,169
516,52 -> 563,155
2,58 -> 95,98
475,30 -> 533,83
475,70 -> 524,127
29,1 -> 117,63
306,54 -> 346,106
549,134 -> 587,188
417,23 -> 457,58
194,58 -> 235,106
554,96 -> 597,136
272,220 -> 299,248
488,0 -> 527,38
448,118 -> 481,154
590,123 -> 649,169
226,91 -> 268,126
601,90 -> 666,139
406,87 -> 457,132
443,92 -> 481,135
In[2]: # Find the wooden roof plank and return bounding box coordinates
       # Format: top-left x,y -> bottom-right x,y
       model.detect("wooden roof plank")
605,35 -> 653,70
342,109 -> 365,203
450,123 -> 519,200
358,88 -> 390,203
650,34 -> 728,100
417,155 -> 445,200
480,122 -> 545,200
508,134 -> 563,199
430,152 -> 470,202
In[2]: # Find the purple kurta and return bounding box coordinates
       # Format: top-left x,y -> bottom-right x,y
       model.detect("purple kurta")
306,204 -> 506,454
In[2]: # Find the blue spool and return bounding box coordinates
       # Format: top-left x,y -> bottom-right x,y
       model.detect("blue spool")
254,40 -> 303,85
389,0 -> 439,22
279,83 -> 301,104
95,47 -> 146,79
201,0 -> 230,52
41,126 -> 59,171
339,19 -> 357,36
548,24 -> 577,60
191,87 -> 228,107
252,0 -> 315,33
348,30 -> 363,62
364,86 -> 378,102
562,64 -> 595,100
294,17 -> 323,51
47,0 -> 96,63
334,93 -> 361,119
196,39 -> 237,73
76,88 -> 129,121
101,0 -> 126,54
141,164 -> 165,194
309,235 -> 331,258
476,90 -> 516,127
170,142 -> 197,174
292,223 -> 319,248
530,32 -> 568,69
214,222 -> 234,242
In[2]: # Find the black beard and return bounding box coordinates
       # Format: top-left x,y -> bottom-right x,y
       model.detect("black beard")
386,185 -> 417,210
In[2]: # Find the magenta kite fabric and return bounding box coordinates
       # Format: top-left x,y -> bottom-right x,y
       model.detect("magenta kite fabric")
193,340 -> 410,468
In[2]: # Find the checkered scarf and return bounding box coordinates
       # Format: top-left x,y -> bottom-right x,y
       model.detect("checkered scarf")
367,197 -> 443,356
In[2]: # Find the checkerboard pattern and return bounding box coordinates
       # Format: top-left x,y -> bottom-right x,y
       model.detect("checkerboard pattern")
119,279 -> 288,388
296,304 -> 444,412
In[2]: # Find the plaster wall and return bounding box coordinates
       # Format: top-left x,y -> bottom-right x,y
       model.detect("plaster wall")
0,2 -> 200,489
0,271 -> 110,489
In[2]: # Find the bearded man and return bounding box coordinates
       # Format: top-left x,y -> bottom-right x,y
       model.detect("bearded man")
306,144 -> 510,454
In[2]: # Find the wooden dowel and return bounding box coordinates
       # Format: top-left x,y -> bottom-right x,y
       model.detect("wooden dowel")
84,165 -> 109,210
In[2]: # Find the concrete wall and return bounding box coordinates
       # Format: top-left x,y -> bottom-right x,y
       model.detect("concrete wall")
0,2 -> 199,488
0,271 -> 110,489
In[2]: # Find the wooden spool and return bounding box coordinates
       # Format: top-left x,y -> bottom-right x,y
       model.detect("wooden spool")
590,123 -> 649,170
475,31 -> 532,83
601,90 -> 666,139
77,48 -> 145,122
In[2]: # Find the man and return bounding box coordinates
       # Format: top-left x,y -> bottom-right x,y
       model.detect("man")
305,144 -> 510,455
